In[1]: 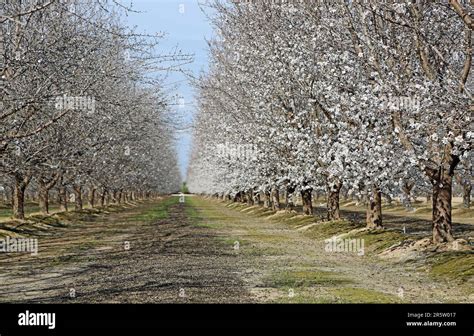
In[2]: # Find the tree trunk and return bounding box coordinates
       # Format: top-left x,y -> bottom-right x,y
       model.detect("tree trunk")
327,179 -> 342,220
88,187 -> 96,208
253,191 -> 260,205
100,189 -> 106,207
432,169 -> 454,243
73,184 -> 83,211
58,186 -> 68,212
38,174 -> 59,215
301,188 -> 313,215
456,175 -> 471,209
240,190 -> 246,203
38,181 -> 50,215
263,191 -> 271,208
12,173 -> 30,220
246,189 -> 254,205
462,182 -> 471,208
401,179 -> 415,210
118,190 -> 123,204
271,187 -> 280,211
285,185 -> 295,211
233,191 -> 241,203
366,187 -> 383,229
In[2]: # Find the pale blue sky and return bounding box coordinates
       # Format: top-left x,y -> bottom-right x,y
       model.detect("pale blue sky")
125,0 -> 214,180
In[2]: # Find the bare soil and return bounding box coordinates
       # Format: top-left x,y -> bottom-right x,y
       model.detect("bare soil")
0,197 -> 471,303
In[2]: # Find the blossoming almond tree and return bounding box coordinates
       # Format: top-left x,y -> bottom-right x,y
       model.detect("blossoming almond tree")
1,0 -> 185,218
188,0 -> 472,244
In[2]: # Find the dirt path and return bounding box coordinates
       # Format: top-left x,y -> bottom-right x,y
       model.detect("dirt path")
0,200 -> 252,303
188,197 -> 473,303
0,197 -> 471,303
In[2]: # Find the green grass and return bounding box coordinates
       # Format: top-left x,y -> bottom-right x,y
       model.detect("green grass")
184,197 -> 200,223
342,229 -> 407,254
276,286 -> 402,303
276,293 -> 331,303
427,251 -> 474,282
127,198 -> 174,222
0,202 -> 63,220
55,208 -> 102,223
302,220 -> 363,240
265,269 -> 353,288
329,287 -> 401,303
181,182 -> 190,194
216,236 -> 247,249
185,197 -> 227,229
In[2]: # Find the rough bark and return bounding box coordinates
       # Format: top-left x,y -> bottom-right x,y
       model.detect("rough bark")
301,188 -> 313,215
38,181 -> 50,215
233,191 -> 242,203
285,185 -> 295,211
240,191 -> 247,203
38,174 -> 60,214
366,187 -> 383,229
456,174 -> 471,209
462,182 -> 471,208
246,189 -> 254,205
58,186 -> 68,212
88,187 -> 96,208
263,190 -> 271,208
12,173 -> 31,220
327,179 -> 342,220
271,187 -> 280,211
401,179 -> 415,209
73,184 -> 83,211
112,190 -> 119,204
431,168 -> 455,243
100,188 -> 106,207
253,191 -> 260,205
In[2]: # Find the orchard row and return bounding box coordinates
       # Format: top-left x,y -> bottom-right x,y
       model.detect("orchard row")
188,1 -> 473,243
0,1 -> 185,219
